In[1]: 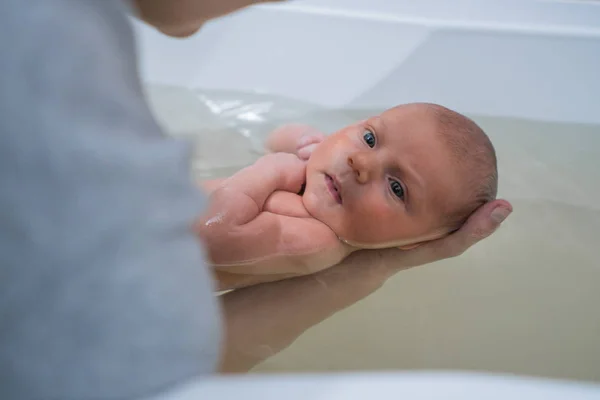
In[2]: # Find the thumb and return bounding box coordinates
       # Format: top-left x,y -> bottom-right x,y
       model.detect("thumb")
434,199 -> 512,259
402,199 -> 512,267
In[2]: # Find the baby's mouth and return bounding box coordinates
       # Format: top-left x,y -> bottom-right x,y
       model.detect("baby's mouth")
325,174 -> 343,204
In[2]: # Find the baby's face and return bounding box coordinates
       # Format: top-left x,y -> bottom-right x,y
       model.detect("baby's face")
303,104 -> 463,248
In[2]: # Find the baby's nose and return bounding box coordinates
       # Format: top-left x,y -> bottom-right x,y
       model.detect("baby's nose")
347,152 -> 373,184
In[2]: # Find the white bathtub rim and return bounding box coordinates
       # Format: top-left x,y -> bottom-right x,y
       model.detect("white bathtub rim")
251,3 -> 600,38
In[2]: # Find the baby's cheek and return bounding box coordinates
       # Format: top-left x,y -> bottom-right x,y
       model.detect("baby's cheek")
345,204 -> 408,244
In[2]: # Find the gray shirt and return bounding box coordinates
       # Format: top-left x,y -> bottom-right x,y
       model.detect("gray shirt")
0,1 -> 221,399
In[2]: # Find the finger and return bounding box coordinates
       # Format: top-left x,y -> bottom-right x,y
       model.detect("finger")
266,124 -> 318,154
341,200 -> 513,278
421,199 -> 513,262
297,143 -> 319,160
379,200 -> 511,270
297,133 -> 325,149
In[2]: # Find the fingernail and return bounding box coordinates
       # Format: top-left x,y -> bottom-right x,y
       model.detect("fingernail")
490,207 -> 512,224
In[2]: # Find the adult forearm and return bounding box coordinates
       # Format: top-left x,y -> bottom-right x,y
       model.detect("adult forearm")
218,254 -> 389,373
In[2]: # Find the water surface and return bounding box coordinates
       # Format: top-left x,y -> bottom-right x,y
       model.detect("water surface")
145,85 -> 600,382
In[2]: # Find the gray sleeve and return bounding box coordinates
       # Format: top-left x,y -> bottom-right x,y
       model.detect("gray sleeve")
0,1 -> 221,399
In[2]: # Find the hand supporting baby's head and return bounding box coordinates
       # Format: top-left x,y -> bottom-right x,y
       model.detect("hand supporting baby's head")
431,104 -> 498,232
301,103 -> 498,250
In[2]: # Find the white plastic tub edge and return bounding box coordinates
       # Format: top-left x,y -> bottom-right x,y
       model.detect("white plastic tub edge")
156,371 -> 600,400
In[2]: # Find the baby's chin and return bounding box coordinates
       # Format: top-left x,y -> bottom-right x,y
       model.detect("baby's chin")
301,189 -> 347,233
301,189 -> 330,223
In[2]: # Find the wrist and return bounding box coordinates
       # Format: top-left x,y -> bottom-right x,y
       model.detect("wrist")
317,250 -> 391,297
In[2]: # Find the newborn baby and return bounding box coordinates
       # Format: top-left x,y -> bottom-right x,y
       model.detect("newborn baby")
198,103 -> 498,290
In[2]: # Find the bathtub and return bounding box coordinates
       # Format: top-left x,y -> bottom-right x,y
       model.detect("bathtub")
133,0 -> 600,397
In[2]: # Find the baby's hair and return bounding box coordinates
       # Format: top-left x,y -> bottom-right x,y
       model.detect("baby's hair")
425,104 -> 498,230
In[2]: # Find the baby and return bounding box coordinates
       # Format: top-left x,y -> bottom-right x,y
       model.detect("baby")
198,103 -> 498,290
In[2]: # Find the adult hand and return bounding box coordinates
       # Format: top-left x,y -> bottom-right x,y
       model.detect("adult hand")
342,198 -> 512,282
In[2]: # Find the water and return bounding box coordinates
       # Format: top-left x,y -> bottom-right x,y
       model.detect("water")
145,85 -> 600,382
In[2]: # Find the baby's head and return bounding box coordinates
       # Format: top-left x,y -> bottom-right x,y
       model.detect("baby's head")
302,103 -> 497,249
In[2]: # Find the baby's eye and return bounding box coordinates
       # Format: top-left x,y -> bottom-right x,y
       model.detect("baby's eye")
389,179 -> 405,200
363,130 -> 376,148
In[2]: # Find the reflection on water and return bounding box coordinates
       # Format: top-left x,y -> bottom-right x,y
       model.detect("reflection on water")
145,85 -> 600,382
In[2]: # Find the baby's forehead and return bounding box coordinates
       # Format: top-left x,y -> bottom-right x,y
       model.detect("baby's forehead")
379,103 -> 439,123
373,104 -> 443,146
